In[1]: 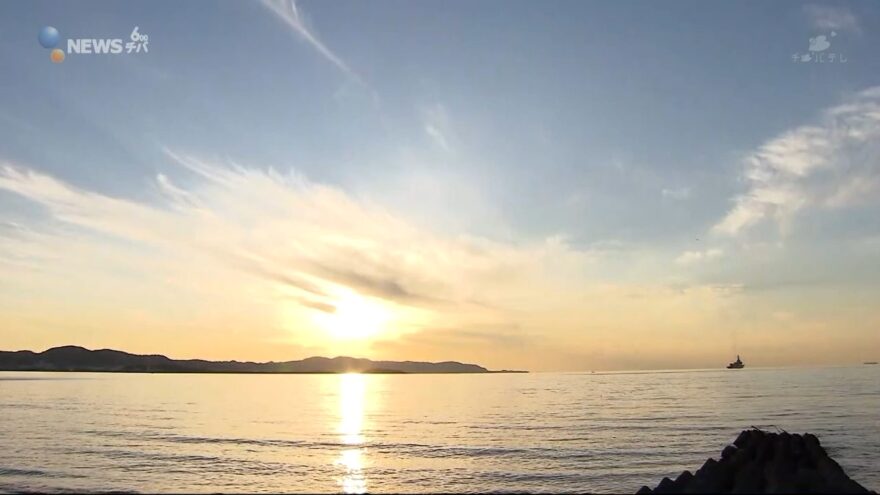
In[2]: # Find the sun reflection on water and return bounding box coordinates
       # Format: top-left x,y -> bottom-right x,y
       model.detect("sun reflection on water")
335,373 -> 367,494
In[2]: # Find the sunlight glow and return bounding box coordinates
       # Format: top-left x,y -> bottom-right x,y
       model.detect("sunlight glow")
338,373 -> 366,445
335,373 -> 368,494
315,291 -> 390,341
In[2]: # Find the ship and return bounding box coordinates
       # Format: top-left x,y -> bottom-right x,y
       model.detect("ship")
727,355 -> 744,369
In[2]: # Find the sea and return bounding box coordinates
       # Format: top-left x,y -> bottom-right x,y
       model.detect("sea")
1,366 -> 877,493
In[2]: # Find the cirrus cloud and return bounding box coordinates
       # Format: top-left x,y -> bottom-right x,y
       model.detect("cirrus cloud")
804,4 -> 861,34
713,86 -> 880,237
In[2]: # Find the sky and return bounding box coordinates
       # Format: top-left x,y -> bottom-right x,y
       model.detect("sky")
0,0 -> 878,371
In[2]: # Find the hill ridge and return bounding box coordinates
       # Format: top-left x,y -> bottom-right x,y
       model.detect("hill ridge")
0,345 -> 498,374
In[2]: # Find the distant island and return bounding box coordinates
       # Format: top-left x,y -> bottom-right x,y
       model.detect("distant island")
0,345 -> 525,374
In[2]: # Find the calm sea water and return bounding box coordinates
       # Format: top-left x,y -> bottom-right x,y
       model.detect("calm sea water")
1,367 -> 877,493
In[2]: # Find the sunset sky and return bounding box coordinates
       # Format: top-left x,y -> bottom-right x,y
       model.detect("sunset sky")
1,0 -> 878,371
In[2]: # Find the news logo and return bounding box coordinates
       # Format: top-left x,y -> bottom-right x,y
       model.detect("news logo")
38,26 -> 65,63
38,26 -> 149,63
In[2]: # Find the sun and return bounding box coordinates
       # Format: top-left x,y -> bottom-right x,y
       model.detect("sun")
314,291 -> 390,340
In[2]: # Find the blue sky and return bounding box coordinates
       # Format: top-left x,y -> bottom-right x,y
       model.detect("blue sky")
0,0 -> 878,369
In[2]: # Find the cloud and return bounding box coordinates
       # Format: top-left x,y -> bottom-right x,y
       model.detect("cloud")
675,248 -> 724,265
713,86 -> 880,236
425,124 -> 450,152
0,152 -> 757,369
261,0 -> 367,86
304,259 -> 451,306
421,104 -> 453,152
0,153 -> 591,335
804,4 -> 861,33
661,187 -> 691,200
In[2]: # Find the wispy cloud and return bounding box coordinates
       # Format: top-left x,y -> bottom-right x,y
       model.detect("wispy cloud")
661,187 -> 691,200
421,103 -> 454,152
675,248 -> 723,265
261,0 -> 366,85
804,4 -> 861,33
0,152 -> 592,342
713,86 -> 880,236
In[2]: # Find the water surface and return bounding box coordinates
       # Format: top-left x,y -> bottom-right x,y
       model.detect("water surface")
1,367 -> 877,493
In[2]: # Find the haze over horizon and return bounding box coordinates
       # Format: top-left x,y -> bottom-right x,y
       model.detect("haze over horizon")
1,0 -> 879,371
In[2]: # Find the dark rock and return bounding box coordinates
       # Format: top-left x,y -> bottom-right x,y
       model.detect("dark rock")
733,430 -> 752,448
637,429 -> 875,494
790,434 -> 806,462
654,477 -> 676,494
675,470 -> 694,485
731,460 -> 764,494
765,434 -> 798,493
756,434 -> 776,464
794,465 -> 826,493
722,444 -> 739,460
688,458 -> 727,493
695,457 -> 719,478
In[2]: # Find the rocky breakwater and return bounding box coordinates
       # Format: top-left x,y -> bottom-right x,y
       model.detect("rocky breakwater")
637,428 -> 875,494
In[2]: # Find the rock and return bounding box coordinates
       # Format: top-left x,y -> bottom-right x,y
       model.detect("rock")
654,477 -> 676,494
731,460 -> 763,494
794,465 -> 826,493
721,444 -> 739,460
790,434 -> 806,462
733,430 -> 753,448
637,429 -> 875,494
687,458 -> 727,493
675,470 -> 694,485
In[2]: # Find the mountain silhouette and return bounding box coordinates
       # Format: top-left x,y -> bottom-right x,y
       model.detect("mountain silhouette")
0,345 -> 497,373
